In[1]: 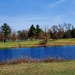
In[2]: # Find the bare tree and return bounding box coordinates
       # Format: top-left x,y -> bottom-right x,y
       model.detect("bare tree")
64,23 -> 73,38
57,24 -> 64,39
18,30 -> 29,40
11,32 -> 18,41
51,25 -> 58,40
44,25 -> 50,46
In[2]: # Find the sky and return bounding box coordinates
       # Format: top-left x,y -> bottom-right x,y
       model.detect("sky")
0,0 -> 75,30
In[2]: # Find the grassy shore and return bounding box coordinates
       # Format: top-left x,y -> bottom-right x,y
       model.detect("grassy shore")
0,39 -> 75,75
0,38 -> 75,49
0,60 -> 75,75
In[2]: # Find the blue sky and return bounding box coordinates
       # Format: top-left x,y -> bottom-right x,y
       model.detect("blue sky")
0,0 -> 75,30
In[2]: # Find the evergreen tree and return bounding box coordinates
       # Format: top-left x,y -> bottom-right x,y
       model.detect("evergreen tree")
0,23 -> 11,42
36,24 -> 42,38
28,25 -> 36,39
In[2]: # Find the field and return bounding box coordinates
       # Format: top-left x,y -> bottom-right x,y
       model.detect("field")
0,60 -> 75,75
0,38 -> 75,49
0,39 -> 75,75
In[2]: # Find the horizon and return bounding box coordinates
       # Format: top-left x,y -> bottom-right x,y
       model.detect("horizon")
0,0 -> 75,30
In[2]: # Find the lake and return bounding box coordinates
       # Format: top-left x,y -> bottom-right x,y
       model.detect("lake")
0,46 -> 75,62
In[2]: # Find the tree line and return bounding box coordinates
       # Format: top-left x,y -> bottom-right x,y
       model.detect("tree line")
0,23 -> 75,42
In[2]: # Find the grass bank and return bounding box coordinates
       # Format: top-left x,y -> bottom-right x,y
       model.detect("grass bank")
0,38 -> 75,49
47,38 -> 75,46
0,60 -> 75,75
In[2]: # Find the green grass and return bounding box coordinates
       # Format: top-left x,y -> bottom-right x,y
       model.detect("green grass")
0,60 -> 75,75
0,38 -> 75,49
0,40 -> 41,49
0,39 -> 75,75
47,38 -> 75,46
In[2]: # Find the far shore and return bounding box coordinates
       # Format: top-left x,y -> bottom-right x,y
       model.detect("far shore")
0,38 -> 75,49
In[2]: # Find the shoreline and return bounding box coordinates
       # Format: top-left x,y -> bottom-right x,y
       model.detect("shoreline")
0,38 -> 75,49
0,57 -> 65,65
0,44 -> 75,49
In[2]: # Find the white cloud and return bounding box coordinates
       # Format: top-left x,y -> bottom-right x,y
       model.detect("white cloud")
49,0 -> 67,8
27,17 -> 48,20
47,15 -> 63,26
0,15 -> 75,30
53,15 -> 63,23
0,16 -> 49,30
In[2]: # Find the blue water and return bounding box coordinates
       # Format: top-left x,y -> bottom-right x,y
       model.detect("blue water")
0,46 -> 75,62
